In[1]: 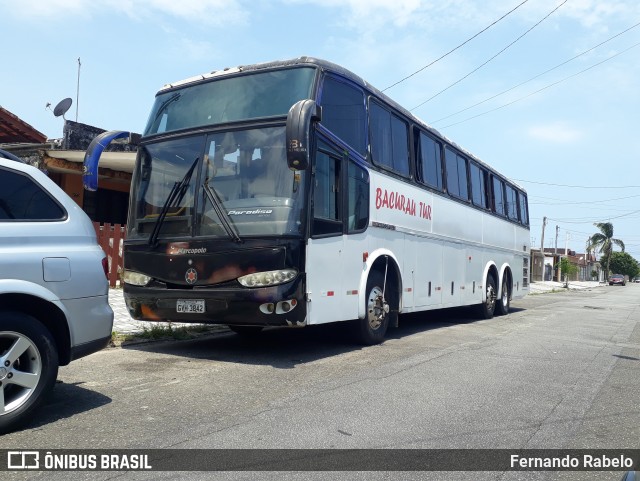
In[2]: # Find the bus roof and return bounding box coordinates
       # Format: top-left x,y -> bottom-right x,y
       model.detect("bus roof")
159,57 -> 525,193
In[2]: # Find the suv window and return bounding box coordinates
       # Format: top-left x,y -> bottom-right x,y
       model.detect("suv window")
0,167 -> 65,221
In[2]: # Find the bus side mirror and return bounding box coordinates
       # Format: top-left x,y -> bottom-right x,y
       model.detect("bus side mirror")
286,99 -> 321,171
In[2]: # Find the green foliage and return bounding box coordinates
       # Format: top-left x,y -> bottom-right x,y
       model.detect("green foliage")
608,252 -> 640,279
589,222 -> 625,279
556,257 -> 578,286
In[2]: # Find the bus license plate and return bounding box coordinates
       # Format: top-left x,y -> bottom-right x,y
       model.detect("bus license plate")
176,299 -> 205,313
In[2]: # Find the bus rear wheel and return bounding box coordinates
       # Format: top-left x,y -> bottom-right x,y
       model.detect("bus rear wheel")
477,276 -> 497,319
351,271 -> 393,345
496,277 -> 510,316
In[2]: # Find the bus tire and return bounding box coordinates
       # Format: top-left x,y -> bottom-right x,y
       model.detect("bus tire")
477,276 -> 497,320
351,271 -> 392,345
496,276 -> 510,316
0,312 -> 59,434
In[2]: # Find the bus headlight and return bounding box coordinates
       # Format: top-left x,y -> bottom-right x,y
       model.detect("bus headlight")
123,270 -> 152,286
238,269 -> 297,287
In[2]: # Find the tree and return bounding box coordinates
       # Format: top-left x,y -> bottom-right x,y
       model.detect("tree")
556,257 -> 578,287
588,222 -> 625,279
608,252 -> 640,279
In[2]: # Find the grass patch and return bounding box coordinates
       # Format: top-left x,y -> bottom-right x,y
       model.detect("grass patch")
110,323 -> 222,346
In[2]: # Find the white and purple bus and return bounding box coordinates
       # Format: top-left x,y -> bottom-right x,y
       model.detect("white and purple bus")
123,57 -> 530,344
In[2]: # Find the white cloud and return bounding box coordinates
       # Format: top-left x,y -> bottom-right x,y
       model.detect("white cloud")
527,121 -> 583,143
6,0 -> 249,25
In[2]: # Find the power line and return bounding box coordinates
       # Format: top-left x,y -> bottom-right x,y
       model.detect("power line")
548,209 -> 640,224
411,0 -> 567,111
530,193 -> 640,203
382,0 -> 530,92
438,41 -> 640,129
514,179 -> 640,189
431,20 -> 640,123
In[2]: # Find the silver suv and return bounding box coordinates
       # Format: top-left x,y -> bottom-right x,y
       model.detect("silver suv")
0,157 -> 113,433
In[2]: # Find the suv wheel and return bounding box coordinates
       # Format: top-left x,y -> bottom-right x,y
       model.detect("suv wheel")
0,312 -> 59,434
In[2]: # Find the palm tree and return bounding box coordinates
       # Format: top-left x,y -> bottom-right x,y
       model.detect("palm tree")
589,222 -> 625,280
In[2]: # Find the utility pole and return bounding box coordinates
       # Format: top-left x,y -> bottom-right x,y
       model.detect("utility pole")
554,225 -> 559,255
540,216 -> 547,253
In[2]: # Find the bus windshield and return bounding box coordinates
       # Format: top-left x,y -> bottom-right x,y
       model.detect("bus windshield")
144,67 -> 317,136
127,126 -> 307,240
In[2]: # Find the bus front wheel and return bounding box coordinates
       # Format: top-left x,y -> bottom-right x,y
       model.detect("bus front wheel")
351,271 -> 393,345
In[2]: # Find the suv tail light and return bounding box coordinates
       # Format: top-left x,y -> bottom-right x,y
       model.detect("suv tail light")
102,257 -> 109,280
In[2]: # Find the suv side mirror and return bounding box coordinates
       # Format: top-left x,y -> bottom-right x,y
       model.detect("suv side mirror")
286,99 -> 321,171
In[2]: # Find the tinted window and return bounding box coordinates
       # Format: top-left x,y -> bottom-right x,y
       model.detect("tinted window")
320,77 -> 367,155
519,191 -> 529,225
370,101 -> 410,176
505,184 -> 519,220
418,131 -> 443,191
469,162 -> 487,208
313,151 -> 342,236
0,167 -> 65,221
444,148 -> 469,200
492,176 -> 506,215
145,67 -> 316,135
347,161 -> 369,233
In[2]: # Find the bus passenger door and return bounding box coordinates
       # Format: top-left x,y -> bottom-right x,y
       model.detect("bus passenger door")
306,151 -> 345,325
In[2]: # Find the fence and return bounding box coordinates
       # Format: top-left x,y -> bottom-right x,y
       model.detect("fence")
93,222 -> 125,288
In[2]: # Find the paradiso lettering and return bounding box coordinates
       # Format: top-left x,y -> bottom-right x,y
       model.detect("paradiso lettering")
375,188 -> 432,220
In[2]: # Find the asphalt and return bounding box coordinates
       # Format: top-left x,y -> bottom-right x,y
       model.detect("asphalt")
108,280 -> 606,334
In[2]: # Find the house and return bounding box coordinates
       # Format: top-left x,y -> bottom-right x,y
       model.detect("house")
0,107 -> 136,226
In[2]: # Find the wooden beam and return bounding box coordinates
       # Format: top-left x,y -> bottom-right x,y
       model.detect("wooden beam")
43,154 -> 132,183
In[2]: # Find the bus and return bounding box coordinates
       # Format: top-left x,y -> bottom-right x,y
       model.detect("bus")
122,57 -> 530,345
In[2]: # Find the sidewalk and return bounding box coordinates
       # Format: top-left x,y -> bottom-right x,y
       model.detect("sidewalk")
528,280 -> 603,294
109,288 -> 157,334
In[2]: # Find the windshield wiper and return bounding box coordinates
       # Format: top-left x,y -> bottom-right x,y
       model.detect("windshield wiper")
202,177 -> 243,244
148,157 -> 199,247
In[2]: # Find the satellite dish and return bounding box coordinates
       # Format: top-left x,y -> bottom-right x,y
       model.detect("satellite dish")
53,98 -> 73,119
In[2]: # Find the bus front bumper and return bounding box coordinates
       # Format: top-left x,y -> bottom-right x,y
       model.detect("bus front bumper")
123,277 -> 306,327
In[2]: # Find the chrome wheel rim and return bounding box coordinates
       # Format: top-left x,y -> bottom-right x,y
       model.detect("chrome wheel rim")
0,331 -> 42,415
486,284 -> 496,312
367,286 -> 388,330
501,282 -> 508,306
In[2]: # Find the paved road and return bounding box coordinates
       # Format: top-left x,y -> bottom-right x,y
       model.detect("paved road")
1,285 -> 638,481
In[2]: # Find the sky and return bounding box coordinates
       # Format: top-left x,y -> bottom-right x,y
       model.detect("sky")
2,0 -> 639,261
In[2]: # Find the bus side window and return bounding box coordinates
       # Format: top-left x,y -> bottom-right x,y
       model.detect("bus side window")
320,76 -> 367,156
469,162 -> 488,208
313,151 -> 342,237
418,131 -> 443,191
505,184 -> 519,221
444,147 -> 469,201
492,176 -> 506,216
518,191 -> 529,226
347,160 -> 369,233
369,100 -> 410,177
